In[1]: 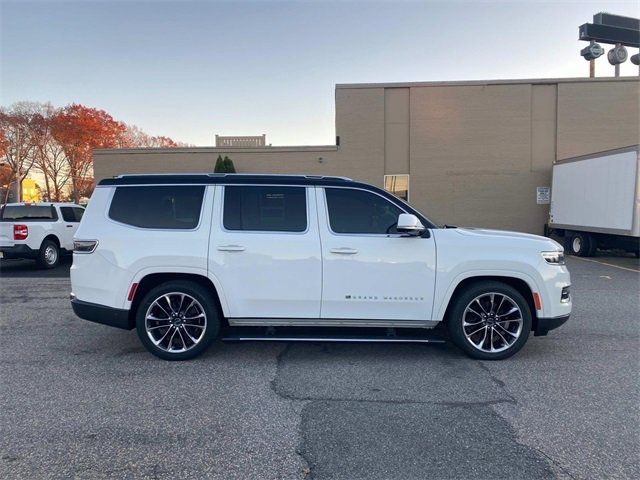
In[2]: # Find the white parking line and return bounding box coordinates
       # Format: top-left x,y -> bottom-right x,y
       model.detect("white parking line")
571,256 -> 640,273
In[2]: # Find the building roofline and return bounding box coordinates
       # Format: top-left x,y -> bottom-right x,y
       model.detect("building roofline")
94,145 -> 338,155
335,76 -> 640,89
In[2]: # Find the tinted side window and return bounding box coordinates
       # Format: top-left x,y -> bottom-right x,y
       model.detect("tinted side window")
325,188 -> 403,234
73,208 -> 85,222
223,186 -> 307,232
60,207 -> 77,222
109,186 -> 205,229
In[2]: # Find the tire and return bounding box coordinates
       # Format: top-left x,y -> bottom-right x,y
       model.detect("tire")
446,281 -> 532,360
36,239 -> 60,269
135,280 -> 220,361
567,232 -> 594,257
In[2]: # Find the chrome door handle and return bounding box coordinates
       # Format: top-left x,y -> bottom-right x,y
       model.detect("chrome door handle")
217,245 -> 245,252
330,247 -> 358,255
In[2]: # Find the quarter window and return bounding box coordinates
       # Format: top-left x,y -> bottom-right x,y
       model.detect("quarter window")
325,188 -> 404,235
223,186 -> 307,232
109,186 -> 205,229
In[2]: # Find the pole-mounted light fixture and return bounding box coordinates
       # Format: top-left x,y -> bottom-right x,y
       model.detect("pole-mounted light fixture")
581,42 -> 604,60
579,12 -> 640,77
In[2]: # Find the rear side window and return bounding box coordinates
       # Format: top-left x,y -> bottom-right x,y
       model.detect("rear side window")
60,207 -> 84,222
223,186 -> 307,232
73,207 -> 85,222
1,205 -> 57,221
109,186 -> 205,229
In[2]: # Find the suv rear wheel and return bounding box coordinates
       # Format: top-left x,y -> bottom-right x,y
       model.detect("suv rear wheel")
36,239 -> 59,269
135,280 -> 220,361
447,281 -> 532,360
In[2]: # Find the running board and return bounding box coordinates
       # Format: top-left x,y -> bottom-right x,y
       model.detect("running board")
222,333 -> 446,344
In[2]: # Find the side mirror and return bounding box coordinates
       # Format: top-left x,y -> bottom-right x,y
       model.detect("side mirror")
396,213 -> 425,236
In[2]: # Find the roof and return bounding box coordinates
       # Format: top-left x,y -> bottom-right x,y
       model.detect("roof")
336,76 -> 640,89
98,173 -> 355,187
94,145 -> 338,155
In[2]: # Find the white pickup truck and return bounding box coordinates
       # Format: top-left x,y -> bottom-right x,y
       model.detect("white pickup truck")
0,202 -> 85,268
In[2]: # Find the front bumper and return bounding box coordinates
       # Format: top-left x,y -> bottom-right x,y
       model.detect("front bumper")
533,314 -> 570,336
0,244 -> 37,259
70,295 -> 133,330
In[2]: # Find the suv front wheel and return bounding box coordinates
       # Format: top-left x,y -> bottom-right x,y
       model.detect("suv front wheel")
447,281 -> 532,360
135,280 -> 220,361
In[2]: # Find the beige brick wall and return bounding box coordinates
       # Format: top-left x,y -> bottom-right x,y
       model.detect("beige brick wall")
557,80 -> 640,160
93,147 -> 340,183
408,83 -> 551,233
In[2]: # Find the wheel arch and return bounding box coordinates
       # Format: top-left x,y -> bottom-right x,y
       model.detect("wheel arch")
128,272 -> 226,328
440,275 -> 540,332
41,234 -> 60,248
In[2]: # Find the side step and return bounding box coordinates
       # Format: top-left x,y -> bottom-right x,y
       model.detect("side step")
221,326 -> 446,344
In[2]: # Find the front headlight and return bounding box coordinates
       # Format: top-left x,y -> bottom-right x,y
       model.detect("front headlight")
542,251 -> 565,265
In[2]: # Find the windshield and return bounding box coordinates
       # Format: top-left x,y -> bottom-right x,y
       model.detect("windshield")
1,205 -> 56,221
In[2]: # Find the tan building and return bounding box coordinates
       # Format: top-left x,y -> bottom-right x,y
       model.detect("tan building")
94,77 -> 640,234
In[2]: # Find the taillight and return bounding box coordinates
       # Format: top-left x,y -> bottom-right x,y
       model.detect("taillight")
13,224 -> 28,240
73,240 -> 98,253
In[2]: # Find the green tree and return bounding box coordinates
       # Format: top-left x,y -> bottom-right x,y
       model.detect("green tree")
214,155 -> 225,173
223,155 -> 236,173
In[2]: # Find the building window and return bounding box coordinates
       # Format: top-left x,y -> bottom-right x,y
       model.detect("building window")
384,175 -> 409,201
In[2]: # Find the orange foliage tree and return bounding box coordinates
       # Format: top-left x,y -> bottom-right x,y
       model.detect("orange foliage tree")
52,104 -> 126,203
122,125 -> 185,148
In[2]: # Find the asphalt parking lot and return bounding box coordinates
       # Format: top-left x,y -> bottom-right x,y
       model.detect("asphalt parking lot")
1,254 -> 638,479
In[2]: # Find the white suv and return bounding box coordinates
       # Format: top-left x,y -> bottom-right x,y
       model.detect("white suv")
70,174 -> 571,361
0,202 -> 85,268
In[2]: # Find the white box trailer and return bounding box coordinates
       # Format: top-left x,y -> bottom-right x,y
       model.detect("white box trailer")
547,145 -> 639,257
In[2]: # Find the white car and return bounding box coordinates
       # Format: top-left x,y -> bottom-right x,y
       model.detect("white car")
70,174 -> 571,361
0,202 -> 85,268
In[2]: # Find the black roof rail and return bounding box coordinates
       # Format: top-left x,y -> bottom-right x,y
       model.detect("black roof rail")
101,173 -> 354,186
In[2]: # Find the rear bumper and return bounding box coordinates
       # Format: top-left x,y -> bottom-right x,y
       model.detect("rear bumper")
70,296 -> 133,330
0,244 -> 37,259
534,314 -> 570,337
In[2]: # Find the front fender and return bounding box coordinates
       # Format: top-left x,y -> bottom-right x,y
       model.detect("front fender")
433,269 -> 544,321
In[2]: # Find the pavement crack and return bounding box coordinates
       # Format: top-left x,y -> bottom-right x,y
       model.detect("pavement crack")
528,444 -> 579,480
270,343 -> 313,479
478,361 -> 518,404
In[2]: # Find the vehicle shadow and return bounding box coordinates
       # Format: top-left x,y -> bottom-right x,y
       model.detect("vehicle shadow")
0,256 -> 72,278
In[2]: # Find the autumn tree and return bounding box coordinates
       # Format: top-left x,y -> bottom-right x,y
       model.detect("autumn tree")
122,125 -> 183,148
0,164 -> 12,202
0,102 -> 37,203
52,104 -> 126,202
29,103 -> 71,201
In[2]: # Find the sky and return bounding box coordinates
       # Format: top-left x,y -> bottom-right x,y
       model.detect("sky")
1,0 -> 639,146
